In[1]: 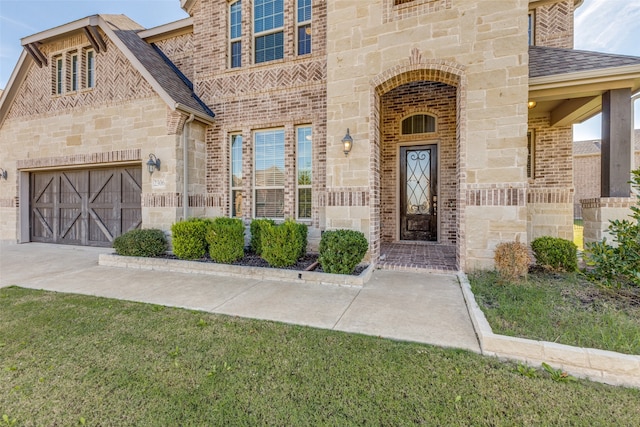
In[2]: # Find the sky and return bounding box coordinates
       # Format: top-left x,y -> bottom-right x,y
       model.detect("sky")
0,0 -> 639,140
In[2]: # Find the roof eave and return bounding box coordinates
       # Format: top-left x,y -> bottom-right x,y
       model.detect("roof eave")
138,17 -> 193,42
530,64 -> 640,90
21,15 -> 101,45
175,103 -> 215,125
0,51 -> 31,128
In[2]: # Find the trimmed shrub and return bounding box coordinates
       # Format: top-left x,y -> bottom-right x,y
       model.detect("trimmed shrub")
531,236 -> 578,272
250,218 -> 275,255
113,228 -> 167,257
206,217 -> 245,263
494,240 -> 531,282
171,218 -> 212,260
584,168 -> 640,287
261,219 -> 308,267
318,229 -> 368,275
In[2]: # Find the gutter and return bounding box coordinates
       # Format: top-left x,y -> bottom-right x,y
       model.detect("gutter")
183,114 -> 195,220
175,103 -> 215,125
529,64 -> 640,89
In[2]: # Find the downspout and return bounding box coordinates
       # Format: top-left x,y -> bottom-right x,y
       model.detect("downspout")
183,113 -> 195,220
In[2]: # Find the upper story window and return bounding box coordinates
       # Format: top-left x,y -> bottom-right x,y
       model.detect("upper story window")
70,53 -> 79,92
230,0 -> 242,68
401,114 -> 436,135
254,0 -> 284,64
53,56 -> 63,95
86,49 -> 95,88
528,11 -> 535,46
297,0 -> 312,56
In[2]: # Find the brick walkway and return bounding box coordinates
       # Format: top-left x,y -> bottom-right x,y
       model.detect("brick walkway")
379,242 -> 458,273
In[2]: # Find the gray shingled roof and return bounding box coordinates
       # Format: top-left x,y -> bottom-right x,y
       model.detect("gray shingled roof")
574,130 -> 640,155
530,46 -> 640,78
102,15 -> 214,119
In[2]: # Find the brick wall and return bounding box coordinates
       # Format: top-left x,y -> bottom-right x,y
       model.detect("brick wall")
533,0 -> 575,48
380,81 -> 457,244
153,33 -> 195,83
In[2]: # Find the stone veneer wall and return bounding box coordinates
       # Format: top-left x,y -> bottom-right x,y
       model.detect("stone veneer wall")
581,197 -> 636,243
327,0 -> 530,270
0,29 -> 195,241
526,115 -> 574,240
188,0 -> 328,235
533,0 -> 575,49
380,81 -> 457,245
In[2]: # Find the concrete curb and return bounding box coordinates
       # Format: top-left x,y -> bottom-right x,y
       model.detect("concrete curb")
457,273 -> 640,389
99,253 -> 373,287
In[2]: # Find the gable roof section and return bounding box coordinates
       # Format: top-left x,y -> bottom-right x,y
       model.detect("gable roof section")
0,14 -> 213,126
530,46 -> 640,79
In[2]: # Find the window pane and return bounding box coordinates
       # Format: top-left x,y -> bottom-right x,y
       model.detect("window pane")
255,32 -> 284,63
298,24 -> 311,55
401,114 -> 436,134
231,134 -> 243,187
298,0 -> 311,22
255,189 -> 284,218
297,127 -> 312,185
86,51 -> 95,88
254,0 -> 284,33
231,41 -> 242,68
230,1 -> 242,39
71,55 -> 78,91
56,58 -> 63,94
232,190 -> 243,217
298,188 -> 311,219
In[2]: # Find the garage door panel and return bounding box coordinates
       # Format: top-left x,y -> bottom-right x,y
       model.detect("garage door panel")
30,167 -> 141,247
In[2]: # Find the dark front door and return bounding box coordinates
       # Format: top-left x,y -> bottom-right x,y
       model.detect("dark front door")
400,145 -> 437,241
30,167 -> 142,246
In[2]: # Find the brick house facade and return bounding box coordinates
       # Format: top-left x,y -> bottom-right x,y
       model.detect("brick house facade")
1,0 -> 640,271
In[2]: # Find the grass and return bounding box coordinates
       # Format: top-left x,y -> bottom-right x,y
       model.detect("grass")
573,219 -> 584,251
1,287 -> 640,425
469,270 -> 640,355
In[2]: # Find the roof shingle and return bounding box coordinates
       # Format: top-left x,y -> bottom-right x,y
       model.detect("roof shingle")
530,46 -> 640,78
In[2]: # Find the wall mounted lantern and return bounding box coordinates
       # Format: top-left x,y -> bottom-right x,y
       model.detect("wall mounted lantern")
146,154 -> 160,175
0,168 -> 7,180
342,128 -> 353,156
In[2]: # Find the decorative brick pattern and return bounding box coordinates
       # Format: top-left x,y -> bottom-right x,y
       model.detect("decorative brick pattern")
166,108 -> 187,135
326,189 -> 370,207
533,0 -> 574,48
16,149 -> 141,170
527,188 -> 573,204
142,193 -> 182,208
581,197 -> 636,210
7,35 -> 155,119
466,187 -> 527,207
383,0 -> 452,24
153,33 -> 195,82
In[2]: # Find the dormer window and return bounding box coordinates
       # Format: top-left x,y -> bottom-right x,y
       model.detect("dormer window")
401,114 -> 436,135
53,55 -> 63,95
86,49 -> 95,88
70,53 -> 79,92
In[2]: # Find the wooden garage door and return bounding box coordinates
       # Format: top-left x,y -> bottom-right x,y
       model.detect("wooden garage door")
30,167 -> 142,246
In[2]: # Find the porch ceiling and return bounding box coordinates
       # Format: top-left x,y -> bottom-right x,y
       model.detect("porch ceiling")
528,46 -> 640,126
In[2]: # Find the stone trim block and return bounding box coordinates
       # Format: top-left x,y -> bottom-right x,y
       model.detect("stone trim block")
16,149 -> 141,170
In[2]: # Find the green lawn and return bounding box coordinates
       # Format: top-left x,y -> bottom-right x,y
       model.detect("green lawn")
1,286 -> 639,426
470,270 -> 640,355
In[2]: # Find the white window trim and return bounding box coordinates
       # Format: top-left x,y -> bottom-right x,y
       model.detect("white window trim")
230,132 -> 243,218
54,56 -> 63,95
229,0 -> 242,68
253,0 -> 285,64
85,49 -> 95,89
253,128 -> 286,219
296,0 -> 312,56
70,53 -> 79,92
296,125 -> 312,220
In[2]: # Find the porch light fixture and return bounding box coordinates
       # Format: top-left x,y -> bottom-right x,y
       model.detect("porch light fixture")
146,154 -> 160,175
527,100 -> 537,109
342,128 -> 353,156
0,168 -> 6,180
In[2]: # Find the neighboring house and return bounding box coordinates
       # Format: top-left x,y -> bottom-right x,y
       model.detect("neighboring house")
573,129 -> 640,218
1,0 -> 640,272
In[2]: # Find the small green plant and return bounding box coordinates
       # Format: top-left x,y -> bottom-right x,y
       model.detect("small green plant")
531,236 -> 578,272
584,168 -> 640,287
261,219 -> 308,267
318,229 -> 369,274
250,218 -> 275,255
206,217 -> 244,263
541,362 -> 576,383
516,363 -> 537,378
112,228 -> 167,257
493,239 -> 531,282
2,414 -> 17,426
171,218 -> 212,260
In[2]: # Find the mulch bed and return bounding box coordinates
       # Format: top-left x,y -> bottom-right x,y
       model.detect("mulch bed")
159,251 -> 368,276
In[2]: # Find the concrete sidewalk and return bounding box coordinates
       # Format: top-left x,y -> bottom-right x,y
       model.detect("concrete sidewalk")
0,242 -> 480,353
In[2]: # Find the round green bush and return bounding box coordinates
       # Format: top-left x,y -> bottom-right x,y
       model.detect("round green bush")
319,229 -> 368,274
250,218 -> 276,255
113,228 -> 167,257
206,217 -> 245,263
261,219 -> 308,268
171,218 -> 212,260
531,236 -> 578,272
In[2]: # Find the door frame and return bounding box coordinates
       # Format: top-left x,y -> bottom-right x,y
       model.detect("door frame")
396,141 -> 440,242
